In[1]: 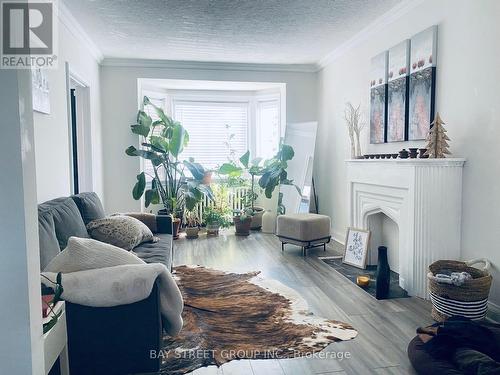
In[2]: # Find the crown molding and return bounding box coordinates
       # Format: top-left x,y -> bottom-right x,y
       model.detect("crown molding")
318,0 -> 425,69
58,1 -> 104,63
101,58 -> 319,73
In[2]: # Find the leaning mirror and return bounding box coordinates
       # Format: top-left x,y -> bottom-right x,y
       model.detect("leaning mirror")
280,121 -> 318,214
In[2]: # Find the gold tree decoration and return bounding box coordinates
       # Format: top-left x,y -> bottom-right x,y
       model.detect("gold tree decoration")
344,102 -> 366,158
424,112 -> 451,158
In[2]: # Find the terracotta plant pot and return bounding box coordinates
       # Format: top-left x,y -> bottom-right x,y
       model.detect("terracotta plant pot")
233,217 -> 251,236
250,207 -> 265,230
206,223 -> 220,236
173,218 -> 181,240
185,227 -> 199,239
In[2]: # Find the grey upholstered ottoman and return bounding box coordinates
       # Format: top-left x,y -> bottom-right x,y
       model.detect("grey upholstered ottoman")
276,213 -> 331,256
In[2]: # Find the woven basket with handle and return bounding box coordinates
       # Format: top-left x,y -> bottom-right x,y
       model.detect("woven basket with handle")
428,258 -> 492,322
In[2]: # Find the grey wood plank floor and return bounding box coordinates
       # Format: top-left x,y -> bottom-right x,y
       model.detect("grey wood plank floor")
173,230 -> 433,375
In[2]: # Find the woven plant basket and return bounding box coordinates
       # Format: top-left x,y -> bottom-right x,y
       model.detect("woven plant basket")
428,259 -> 492,322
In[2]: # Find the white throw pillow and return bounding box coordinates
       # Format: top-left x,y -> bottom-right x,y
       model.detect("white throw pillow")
44,236 -> 144,272
86,215 -> 155,251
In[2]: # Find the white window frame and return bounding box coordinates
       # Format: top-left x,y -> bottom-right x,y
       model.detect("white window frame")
137,88 -> 283,184
167,89 -> 282,160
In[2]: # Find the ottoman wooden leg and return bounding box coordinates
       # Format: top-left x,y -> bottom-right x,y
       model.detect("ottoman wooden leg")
281,242 -> 285,251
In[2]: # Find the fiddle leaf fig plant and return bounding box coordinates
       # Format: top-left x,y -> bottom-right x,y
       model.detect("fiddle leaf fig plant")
217,143 -> 301,214
218,150 -> 263,211
259,143 -> 300,198
126,96 -> 213,216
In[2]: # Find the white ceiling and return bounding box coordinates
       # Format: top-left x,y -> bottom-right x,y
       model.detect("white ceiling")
64,0 -> 401,65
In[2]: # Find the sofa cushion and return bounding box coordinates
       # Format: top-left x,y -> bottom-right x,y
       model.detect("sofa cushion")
86,215 -> 156,251
133,233 -> 173,270
38,209 -> 60,271
71,192 -> 106,225
39,197 -> 89,250
122,212 -> 158,233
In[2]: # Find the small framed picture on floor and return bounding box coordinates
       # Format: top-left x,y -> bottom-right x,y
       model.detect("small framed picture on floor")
343,227 -> 370,269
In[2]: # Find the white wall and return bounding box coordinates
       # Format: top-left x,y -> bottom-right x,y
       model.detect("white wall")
0,70 -> 44,375
100,64 -> 317,213
33,14 -> 103,203
316,0 -> 500,304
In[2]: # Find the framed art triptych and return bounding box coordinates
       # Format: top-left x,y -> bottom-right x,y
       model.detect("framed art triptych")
370,25 -> 437,143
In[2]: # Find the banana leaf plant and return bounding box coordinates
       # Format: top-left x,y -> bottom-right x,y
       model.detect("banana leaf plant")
125,96 -> 213,217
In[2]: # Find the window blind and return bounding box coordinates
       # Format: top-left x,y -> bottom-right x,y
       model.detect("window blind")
173,100 -> 249,169
256,99 -> 280,160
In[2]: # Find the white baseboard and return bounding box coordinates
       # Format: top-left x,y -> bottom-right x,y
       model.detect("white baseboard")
331,227 -> 345,246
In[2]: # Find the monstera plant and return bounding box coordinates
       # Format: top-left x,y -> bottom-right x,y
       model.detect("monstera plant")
125,97 -> 213,221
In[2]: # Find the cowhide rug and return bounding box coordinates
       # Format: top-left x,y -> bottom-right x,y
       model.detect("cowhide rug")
157,265 -> 357,374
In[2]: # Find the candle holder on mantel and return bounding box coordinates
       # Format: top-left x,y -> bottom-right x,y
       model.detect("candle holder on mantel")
409,148 -> 419,158
399,149 -> 409,159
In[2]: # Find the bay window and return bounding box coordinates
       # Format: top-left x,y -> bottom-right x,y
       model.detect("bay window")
141,90 -> 282,175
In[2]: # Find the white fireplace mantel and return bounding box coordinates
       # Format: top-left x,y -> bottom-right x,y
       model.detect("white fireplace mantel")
346,158 -> 465,298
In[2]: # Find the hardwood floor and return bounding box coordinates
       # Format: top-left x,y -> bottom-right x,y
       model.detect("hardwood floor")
173,230 -> 432,375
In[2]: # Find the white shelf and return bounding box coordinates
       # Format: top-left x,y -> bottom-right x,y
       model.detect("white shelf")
345,158 -> 466,166
43,301 -> 69,375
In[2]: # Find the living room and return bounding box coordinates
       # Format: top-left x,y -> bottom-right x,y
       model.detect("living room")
1,0 -> 499,374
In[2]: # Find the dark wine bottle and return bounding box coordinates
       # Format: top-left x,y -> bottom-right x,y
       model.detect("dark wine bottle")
376,246 -> 390,299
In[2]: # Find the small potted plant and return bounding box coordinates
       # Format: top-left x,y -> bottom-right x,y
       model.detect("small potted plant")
233,208 -> 254,236
184,210 -> 201,239
203,206 -> 231,236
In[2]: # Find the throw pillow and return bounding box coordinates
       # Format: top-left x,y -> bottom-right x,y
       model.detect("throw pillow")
86,215 -> 156,251
112,212 -> 157,233
44,236 -> 144,273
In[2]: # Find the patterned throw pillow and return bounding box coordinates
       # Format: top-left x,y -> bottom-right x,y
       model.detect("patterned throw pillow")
86,215 -> 156,251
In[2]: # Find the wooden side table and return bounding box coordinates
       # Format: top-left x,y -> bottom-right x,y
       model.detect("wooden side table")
43,301 -> 70,375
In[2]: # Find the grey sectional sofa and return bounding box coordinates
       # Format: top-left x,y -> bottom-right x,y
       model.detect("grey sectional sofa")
38,192 -> 173,375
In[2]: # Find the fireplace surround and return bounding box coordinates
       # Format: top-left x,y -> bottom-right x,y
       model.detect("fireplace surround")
346,159 -> 465,298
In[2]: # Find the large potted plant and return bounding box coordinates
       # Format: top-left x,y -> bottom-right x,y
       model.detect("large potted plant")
258,143 -> 301,215
218,151 -> 265,230
125,96 -> 213,239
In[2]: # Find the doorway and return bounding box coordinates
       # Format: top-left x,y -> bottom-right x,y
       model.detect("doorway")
66,63 -> 93,194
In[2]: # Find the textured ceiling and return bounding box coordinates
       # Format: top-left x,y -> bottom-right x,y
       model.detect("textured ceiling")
64,0 -> 401,64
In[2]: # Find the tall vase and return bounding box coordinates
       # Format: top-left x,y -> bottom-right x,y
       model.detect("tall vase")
375,246 -> 390,300
262,210 -> 276,233
355,132 -> 362,158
